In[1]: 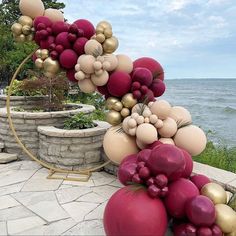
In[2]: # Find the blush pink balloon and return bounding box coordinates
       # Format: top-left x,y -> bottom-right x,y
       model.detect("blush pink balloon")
164,178 -> 199,218
104,186 -> 168,236
59,49 -> 78,69
185,195 -> 216,226
55,32 -> 71,49
73,37 -> 88,55
118,154 -> 138,186
181,149 -> 193,178
147,144 -> 186,181
73,19 -> 95,39
190,174 -> 211,190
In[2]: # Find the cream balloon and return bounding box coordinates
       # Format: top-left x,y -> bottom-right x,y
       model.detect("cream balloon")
103,127 -> 139,164
44,8 -> 64,22
150,100 -> 171,120
115,54 -> 133,73
169,106 -> 192,128
158,117 -> 177,138
78,79 -> 96,93
174,125 -> 207,156
136,139 -> 147,150
91,71 -> 109,86
19,0 -> 45,19
159,138 -> 175,145
78,55 -> 96,74
136,123 -> 158,144
103,54 -> 118,71
84,39 -> 103,56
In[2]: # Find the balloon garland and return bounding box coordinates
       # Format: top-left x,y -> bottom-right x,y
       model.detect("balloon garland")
11,0 -> 236,235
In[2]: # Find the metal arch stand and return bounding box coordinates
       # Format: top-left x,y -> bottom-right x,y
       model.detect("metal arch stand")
6,51 -> 111,182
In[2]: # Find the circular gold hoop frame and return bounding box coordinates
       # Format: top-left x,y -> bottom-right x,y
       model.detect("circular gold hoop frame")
6,51 -> 111,181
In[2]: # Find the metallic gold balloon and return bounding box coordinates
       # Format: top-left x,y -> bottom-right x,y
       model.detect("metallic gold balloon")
26,34 -> 34,42
35,58 -> 44,69
106,110 -> 122,126
121,93 -> 138,109
43,57 -> 60,74
22,25 -> 31,35
97,21 -> 112,30
18,15 -> 33,26
35,49 -> 42,58
11,23 -> 22,36
201,183 -> 227,204
104,28 -> 113,38
113,102 -> 123,112
96,26 -> 104,34
41,49 -> 49,60
96,33 -> 106,43
215,204 -> 236,233
44,71 -> 56,78
121,108 -> 130,117
106,97 -> 119,110
103,36 -> 119,54
15,34 -> 26,43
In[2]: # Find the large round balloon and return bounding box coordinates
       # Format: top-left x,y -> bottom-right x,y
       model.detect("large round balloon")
44,8 -> 64,23
104,186 -> 168,236
190,174 -> 211,190
19,0 -> 45,19
181,149 -> 193,178
73,19 -> 95,39
103,126 -> 139,164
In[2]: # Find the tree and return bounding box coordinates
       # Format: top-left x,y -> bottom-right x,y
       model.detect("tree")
0,0 -> 65,87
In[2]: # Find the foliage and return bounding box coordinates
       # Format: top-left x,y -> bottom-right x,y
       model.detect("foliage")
64,112 -> 97,130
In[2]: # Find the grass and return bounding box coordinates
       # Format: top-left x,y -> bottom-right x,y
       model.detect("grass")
193,141 -> 236,173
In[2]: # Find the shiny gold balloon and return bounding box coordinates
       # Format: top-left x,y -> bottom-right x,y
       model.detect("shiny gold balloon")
97,21 -> 112,29
18,15 -> 33,26
96,33 -> 106,43
121,108 -> 130,117
113,102 -> 123,112
35,49 -> 42,58
106,97 -> 119,110
43,57 -> 60,74
96,26 -> 104,34
106,110 -> 122,126
11,23 -> 22,36
215,204 -> 236,233
103,36 -> 119,53
44,71 -> 56,78
35,58 -> 44,69
22,25 -> 31,35
15,34 -> 26,43
201,183 -> 227,204
104,28 -> 113,38
41,49 -> 49,60
121,93 -> 137,109
26,34 -> 34,42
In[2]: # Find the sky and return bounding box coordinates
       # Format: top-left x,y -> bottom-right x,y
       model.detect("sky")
62,0 -> 236,79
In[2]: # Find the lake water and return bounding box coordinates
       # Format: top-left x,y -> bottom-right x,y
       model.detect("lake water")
161,79 -> 236,147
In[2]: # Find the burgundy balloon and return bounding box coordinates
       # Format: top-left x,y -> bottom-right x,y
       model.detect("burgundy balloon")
141,89 -> 154,102
55,32 -> 71,49
197,227 -> 213,236
174,224 -> 188,236
181,149 -> 193,178
66,69 -> 77,83
40,36 -> 55,49
148,184 -> 160,198
147,140 -> 163,150
155,174 -> 168,188
190,174 -> 211,190
69,24 -> 78,34
132,90 -> 142,99
211,225 -> 223,236
147,144 -> 186,181
52,21 -> 69,35
59,49 -> 78,69
132,68 -> 153,87
68,33 -> 77,43
73,19 -> 95,39
34,16 -> 52,29
73,37 -> 88,56
185,195 -> 216,226
149,79 -> 166,97
164,178 -> 199,218
50,50 -> 59,60
118,154 -> 138,186
132,174 -> 142,184
55,44 -> 64,54
104,186 -> 168,236
137,149 -> 151,163
139,167 -> 150,179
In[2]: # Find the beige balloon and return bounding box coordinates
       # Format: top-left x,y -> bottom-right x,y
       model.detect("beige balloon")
215,204 -> 236,233
158,117 -> 177,138
136,138 -> 147,150
78,55 -> 96,74
85,39 -> 103,56
103,54 -> 118,71
35,58 -> 44,69
201,183 -> 227,204
78,79 -> 96,93
169,106 -> 192,128
159,138 -> 175,145
136,123 -> 158,144
226,231 -> 236,236
115,54 -> 133,73
19,0 -> 45,19
122,117 -> 130,133
174,125 -> 207,156
44,8 -> 64,22
103,126 -> 139,164
91,71 -> 109,86
150,100 -> 172,120
120,108 -> 130,117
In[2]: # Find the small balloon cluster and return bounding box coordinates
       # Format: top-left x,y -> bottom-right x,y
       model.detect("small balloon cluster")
104,143 -> 236,236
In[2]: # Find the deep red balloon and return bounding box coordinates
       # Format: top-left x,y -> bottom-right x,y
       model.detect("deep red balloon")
55,32 -> 71,49
40,36 -> 55,49
190,174 -> 211,190
164,178 -> 199,218
147,144 -> 186,181
174,223 -> 197,236
147,140 -> 163,150
181,149 -> 193,178
133,57 -> 164,81
97,85 -> 110,97
73,19 -> 95,39
211,225 -> 223,236
137,149 -> 151,163
52,21 -> 69,35
104,186 -> 168,236
197,227 -> 213,236
73,37 -> 88,56
34,16 -> 52,30
59,49 -> 78,69
149,79 -> 166,97
185,195 -> 216,226
118,154 -> 138,186
132,68 -> 153,87
66,69 -> 77,83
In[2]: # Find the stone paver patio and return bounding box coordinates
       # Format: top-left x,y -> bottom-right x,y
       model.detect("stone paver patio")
0,161 -> 122,235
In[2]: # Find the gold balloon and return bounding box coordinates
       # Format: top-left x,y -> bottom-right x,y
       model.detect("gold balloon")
96,33 -> 106,43
41,49 -> 49,60
215,204 -> 236,233
44,71 -> 56,78
35,58 -> 44,69
43,57 -> 60,74
113,102 -> 123,112
103,36 -> 119,53
104,28 -> 113,38
15,34 -> 26,43
97,21 -> 112,30
121,93 -> 137,109
106,97 -> 119,110
106,110 -> 122,126
26,34 -> 34,42
201,183 -> 227,204
96,26 -> 104,34
121,108 -> 130,117
11,23 -> 22,36
18,15 -> 33,26
22,25 -> 31,35
35,49 -> 42,58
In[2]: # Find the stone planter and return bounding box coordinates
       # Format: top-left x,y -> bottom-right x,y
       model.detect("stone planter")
37,121 -> 110,170
0,104 -> 95,159
0,95 -> 48,108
